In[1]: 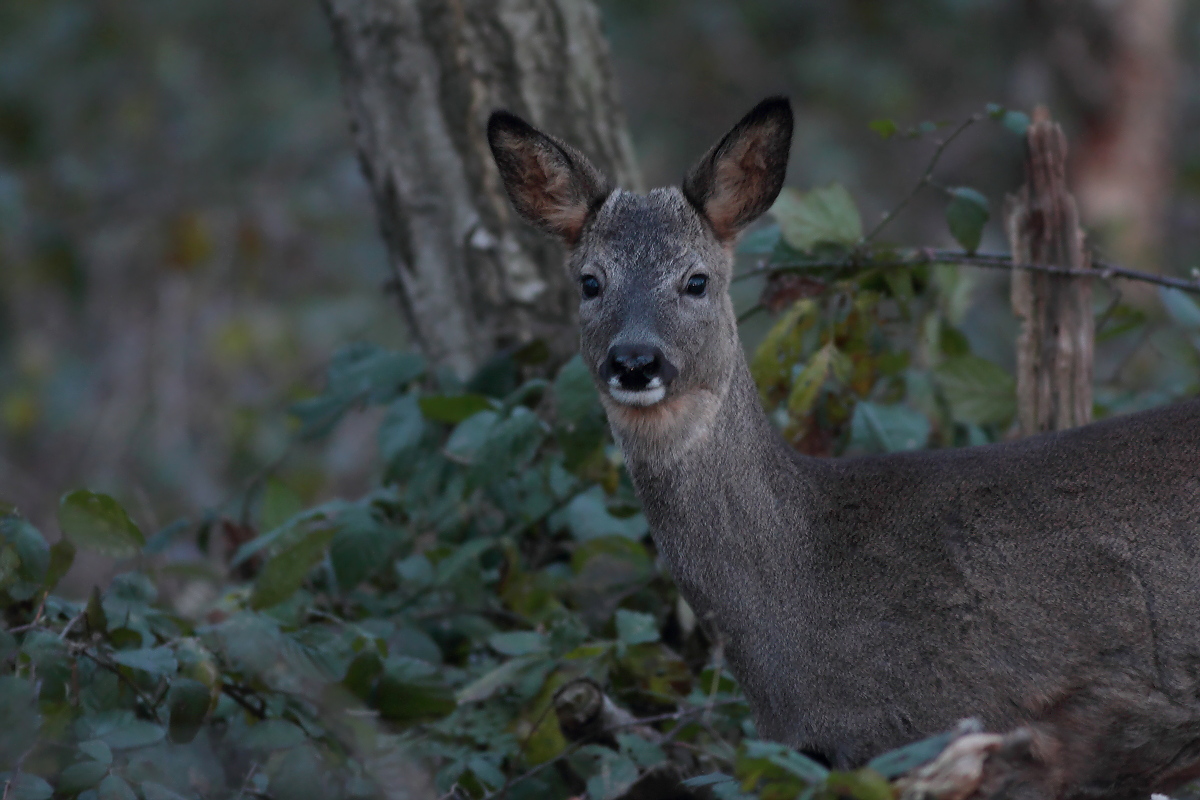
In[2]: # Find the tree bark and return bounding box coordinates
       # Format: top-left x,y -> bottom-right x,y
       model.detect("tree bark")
1006,111 -> 1094,436
321,0 -> 640,378
1030,0 -> 1178,296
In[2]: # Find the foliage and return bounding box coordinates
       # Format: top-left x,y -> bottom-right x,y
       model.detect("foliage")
0,328 -> 1005,800
746,108 -> 1200,456
3,108 -> 1200,800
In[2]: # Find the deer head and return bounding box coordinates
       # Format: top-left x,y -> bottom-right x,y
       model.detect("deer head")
488,98 -> 793,458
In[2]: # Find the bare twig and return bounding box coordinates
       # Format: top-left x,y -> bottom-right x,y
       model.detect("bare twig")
222,681 -> 268,720
58,608 -> 87,640
861,115 -> 983,245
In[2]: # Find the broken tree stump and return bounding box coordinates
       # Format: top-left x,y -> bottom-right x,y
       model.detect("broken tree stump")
1005,108 -> 1094,436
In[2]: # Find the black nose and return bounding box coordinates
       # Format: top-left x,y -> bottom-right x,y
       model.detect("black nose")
603,344 -> 677,390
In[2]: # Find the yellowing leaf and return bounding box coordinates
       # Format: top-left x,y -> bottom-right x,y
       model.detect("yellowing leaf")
787,343 -> 841,419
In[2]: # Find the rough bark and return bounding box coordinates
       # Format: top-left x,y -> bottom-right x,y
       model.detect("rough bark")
321,0 -> 640,378
1006,111 -> 1094,436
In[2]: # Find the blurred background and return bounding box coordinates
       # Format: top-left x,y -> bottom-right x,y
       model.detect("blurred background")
1,0 -> 1198,591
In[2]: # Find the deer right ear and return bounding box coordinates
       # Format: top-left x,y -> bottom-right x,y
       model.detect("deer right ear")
683,97 -> 793,243
487,111 -> 612,246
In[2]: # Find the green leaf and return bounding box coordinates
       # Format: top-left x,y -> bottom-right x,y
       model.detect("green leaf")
332,344 -> 424,399
290,346 -> 424,438
571,747 -> 640,800
5,773 -> 53,800
251,525 -> 336,609
563,487 -> 648,542
945,187 -> 990,254
0,517 -> 48,584
57,491 -> 144,558
1160,287 -> 1200,330
77,739 -> 113,766
848,402 -> 931,453
934,355 -> 1016,426
432,537 -> 494,586
868,118 -> 897,139
109,646 -> 177,677
166,678 -> 211,744
737,223 -> 782,255
0,545 -> 19,591
456,655 -> 542,704
97,774 -> 137,800
488,631 -> 548,656
770,184 -> 863,252
554,355 -> 608,470
374,657 -> 456,722
768,750 -> 830,783
0,676 -> 40,767
419,393 -> 494,424
236,719 -> 307,751
615,609 -> 659,645
141,518 -> 191,556
825,769 -> 893,800
95,720 -> 166,751
466,756 -> 507,791
866,728 -> 958,778
329,507 -> 392,592
467,407 -> 546,489
617,732 -> 667,769
259,479 -> 303,533
682,773 -> 735,788
44,538 -> 76,589
443,410 -> 499,464
379,392 -> 427,469
139,782 -> 189,800
57,761 -> 110,794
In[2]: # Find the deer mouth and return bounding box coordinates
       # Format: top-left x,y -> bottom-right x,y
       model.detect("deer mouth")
607,377 -> 667,407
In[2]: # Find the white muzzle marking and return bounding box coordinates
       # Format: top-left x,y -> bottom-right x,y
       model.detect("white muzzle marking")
608,376 -> 666,407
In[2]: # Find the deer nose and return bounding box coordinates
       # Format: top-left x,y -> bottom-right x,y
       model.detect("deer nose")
604,344 -> 677,391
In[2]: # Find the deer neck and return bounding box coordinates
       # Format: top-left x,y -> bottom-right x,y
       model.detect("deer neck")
612,358 -> 820,618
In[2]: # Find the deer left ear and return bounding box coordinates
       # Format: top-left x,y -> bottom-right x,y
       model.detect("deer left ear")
683,97 -> 793,243
487,111 -> 612,246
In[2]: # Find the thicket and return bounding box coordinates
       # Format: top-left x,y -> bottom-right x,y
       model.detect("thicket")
3,108 -> 1200,800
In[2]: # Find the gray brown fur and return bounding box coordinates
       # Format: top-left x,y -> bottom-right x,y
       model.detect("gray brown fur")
488,97 -> 1200,799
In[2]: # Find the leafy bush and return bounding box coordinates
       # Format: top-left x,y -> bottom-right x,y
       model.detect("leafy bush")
3,109 -> 1200,800
0,335 -> 974,800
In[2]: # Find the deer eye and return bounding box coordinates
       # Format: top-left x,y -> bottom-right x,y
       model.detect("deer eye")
581,275 -> 601,299
685,274 -> 708,296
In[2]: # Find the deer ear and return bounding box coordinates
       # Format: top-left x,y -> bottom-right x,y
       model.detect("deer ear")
487,111 -> 612,246
683,97 -> 793,242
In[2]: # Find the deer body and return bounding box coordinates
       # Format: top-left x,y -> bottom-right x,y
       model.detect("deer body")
488,98 -> 1200,798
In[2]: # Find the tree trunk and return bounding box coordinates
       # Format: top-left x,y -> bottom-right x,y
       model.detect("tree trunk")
1006,111 -> 1094,436
321,0 -> 640,378
1031,0 -> 1178,298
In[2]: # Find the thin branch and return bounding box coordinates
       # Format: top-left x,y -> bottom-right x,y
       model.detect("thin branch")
222,681 -> 269,720
861,115 -> 982,245
735,249 -> 1200,296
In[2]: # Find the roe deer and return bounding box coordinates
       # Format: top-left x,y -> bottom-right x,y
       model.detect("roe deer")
487,97 -> 1200,799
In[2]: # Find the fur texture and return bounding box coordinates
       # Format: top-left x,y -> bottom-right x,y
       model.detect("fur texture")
488,99 -> 1200,800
